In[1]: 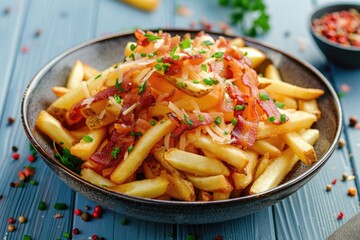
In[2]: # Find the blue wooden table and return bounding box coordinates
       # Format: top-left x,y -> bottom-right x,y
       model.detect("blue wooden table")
1,0 -> 360,239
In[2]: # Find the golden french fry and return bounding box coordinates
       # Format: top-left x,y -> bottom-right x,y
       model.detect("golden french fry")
187,133 -> 248,171
250,140 -> 281,158
187,174 -> 233,193
70,127 -> 107,160
258,77 -> 324,100
164,148 -> 230,177
82,63 -> 100,80
81,168 -> 117,188
256,110 -> 317,139
250,129 -> 319,194
269,93 -> 298,109
69,126 -> 90,140
280,131 -> 317,165
239,47 -> 266,68
66,60 -> 84,89
110,119 -> 177,184
212,191 -> 231,201
148,103 -> 171,117
52,86 -> 70,97
230,37 -> 245,48
36,110 -> 76,149
109,177 -> 169,198
298,99 -> 321,120
197,191 -> 212,201
254,153 -> 270,180
264,64 -> 282,81
231,150 -> 258,190
265,136 -> 286,151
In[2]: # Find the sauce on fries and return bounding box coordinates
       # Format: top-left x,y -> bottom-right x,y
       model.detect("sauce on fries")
36,30 -> 324,201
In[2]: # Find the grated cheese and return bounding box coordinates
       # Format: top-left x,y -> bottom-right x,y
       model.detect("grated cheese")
81,81 -> 91,98
98,109 -> 106,120
122,103 -> 138,116
168,101 -> 185,120
179,133 -> 187,151
134,68 -> 151,85
164,132 -> 171,150
81,97 -> 95,109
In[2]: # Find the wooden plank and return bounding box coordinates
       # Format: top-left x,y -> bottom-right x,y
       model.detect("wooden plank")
0,0 -> 98,239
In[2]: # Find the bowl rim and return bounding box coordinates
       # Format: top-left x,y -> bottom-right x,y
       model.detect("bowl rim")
21,28 -> 343,207
309,2 -> 360,52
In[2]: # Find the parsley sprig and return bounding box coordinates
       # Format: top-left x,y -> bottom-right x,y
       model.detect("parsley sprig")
219,0 -> 270,37
53,141 -> 82,174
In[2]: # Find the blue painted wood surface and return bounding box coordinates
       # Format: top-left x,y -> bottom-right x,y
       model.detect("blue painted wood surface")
0,0 -> 359,239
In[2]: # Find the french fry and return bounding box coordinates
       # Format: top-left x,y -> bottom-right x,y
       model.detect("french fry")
187,174 -> 233,193
269,93 -> 298,109
238,47 -> 266,68
250,140 -> 281,158
164,148 -> 230,177
280,131 -> 317,165
212,191 -> 231,201
187,133 -> 248,171
80,168 -> 117,188
70,127 -> 107,160
110,118 -> 177,184
256,110 -> 317,139
254,153 -> 270,180
82,63 -> 100,80
108,177 -> 169,198
198,191 -> 212,201
258,77 -> 324,100
231,150 -> 258,190
250,129 -> 319,194
264,64 -> 282,81
298,99 -> 321,120
66,60 -> 84,89
52,86 -> 70,97
230,37 -> 245,48
36,110 -> 76,149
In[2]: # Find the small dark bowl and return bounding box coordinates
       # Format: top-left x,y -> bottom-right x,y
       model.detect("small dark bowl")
309,3 -> 360,68
21,30 -> 342,224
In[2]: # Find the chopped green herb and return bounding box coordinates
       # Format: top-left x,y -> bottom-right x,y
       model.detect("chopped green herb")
121,217 -> 129,225
259,92 -> 270,101
231,118 -> 238,126
144,33 -> 162,41
201,64 -> 207,72
54,203 -> 68,210
203,78 -> 219,86
130,43 -> 136,51
82,135 -> 93,143
172,55 -> 180,60
214,116 -> 222,125
38,201 -> 46,210
183,114 -> 194,127
154,63 -> 163,71
224,131 -> 229,135
114,63 -> 118,69
211,52 -> 224,59
156,57 -> 164,63
29,180 -> 38,186
244,51 -> 248,56
234,104 -> 245,111
114,94 -> 122,104
178,82 -> 184,89
127,145 -> 134,153
198,114 -> 204,122
53,141 -> 82,174
199,50 -> 207,54
337,91 -> 346,98
280,114 -> 287,122
193,80 -> 200,84
268,116 -> 276,122
180,38 -> 192,49
63,232 -> 71,239
23,235 -> 32,240
115,78 -> 121,90
162,64 -> 169,72
185,233 -> 197,240
150,120 -> 156,126
130,131 -> 143,138
111,147 -> 120,158
138,80 -> 147,95
202,40 -> 214,46
148,51 -> 157,58
140,53 -> 147,57
275,101 -> 285,109
170,46 -> 178,56
95,74 -> 102,79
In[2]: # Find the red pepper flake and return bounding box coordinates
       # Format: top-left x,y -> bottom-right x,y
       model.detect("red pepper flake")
215,235 -> 223,240
91,234 -> 99,240
94,205 -> 103,214
74,208 -> 82,216
8,217 -> 15,224
12,153 -> 20,160
199,18 -> 213,31
27,155 -> 36,163
21,46 -> 29,54
54,213 -> 63,219
8,117 -> 15,125
92,211 -> 101,218
349,116 -> 358,127
189,21 -> 196,29
72,228 -> 80,235
337,211 -> 344,220
331,178 -> 338,185
18,171 -> 26,181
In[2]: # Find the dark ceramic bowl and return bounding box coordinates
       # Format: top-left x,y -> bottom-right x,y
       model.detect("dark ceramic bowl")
21,30 -> 342,224
309,3 -> 360,68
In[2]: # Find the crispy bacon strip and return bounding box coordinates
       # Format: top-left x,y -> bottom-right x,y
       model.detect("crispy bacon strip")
172,113 -> 213,138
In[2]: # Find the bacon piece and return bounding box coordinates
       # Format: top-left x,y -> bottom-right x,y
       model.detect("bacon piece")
172,113 -> 213,138
163,54 -> 206,76
135,29 -> 150,47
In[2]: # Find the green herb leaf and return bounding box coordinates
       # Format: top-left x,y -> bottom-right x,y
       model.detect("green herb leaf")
180,38 -> 192,49
234,104 -> 245,111
199,50 -> 207,54
144,34 -> 162,41
214,116 -> 222,125
202,40 -> 214,46
201,64 -> 207,72
259,92 -> 270,101
130,43 -> 136,51
231,118 -> 238,126
115,78 -> 121,90
275,101 -> 285,109
154,63 -> 163,71
138,80 -> 147,95
127,145 -> 134,153
95,74 -> 102,79
53,141 -> 82,174
82,135 -> 93,142
203,78 -> 219,86
150,120 -> 156,126
114,94 -> 122,104
111,147 -> 120,158
198,114 -> 204,122
268,116 -> 276,122
211,52 -> 224,59
280,114 -> 287,122
183,114 -> 194,128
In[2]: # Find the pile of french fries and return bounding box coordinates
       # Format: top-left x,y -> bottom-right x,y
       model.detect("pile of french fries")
36,30 -> 324,201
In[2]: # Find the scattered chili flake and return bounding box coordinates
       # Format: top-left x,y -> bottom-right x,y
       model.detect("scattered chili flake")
342,172 -> 349,181
34,29 -> 42,38
349,116 -> 358,127
23,235 -> 32,240
38,201 -> 47,210
121,217 -> 129,225
21,46 -> 29,54
81,211 -> 91,222
337,211 -> 344,220
331,178 -> 338,185
72,228 -> 80,235
8,217 -> 15,224
12,146 -> 18,152
27,155 -> 36,163
12,153 -> 20,160
326,184 -> 332,191
74,208 -> 82,216
8,116 -> 15,125
18,215 -> 27,223
54,202 -> 68,210
348,187 -> 357,197
18,171 -> 26,181
338,138 -> 346,148
54,213 -> 62,219
8,224 -> 15,232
